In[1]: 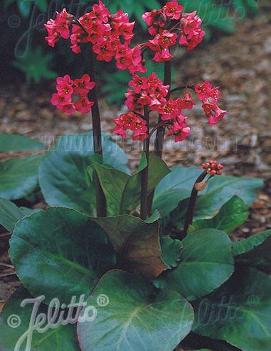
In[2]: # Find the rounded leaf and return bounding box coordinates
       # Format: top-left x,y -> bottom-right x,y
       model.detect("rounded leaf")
194,268 -> 271,351
157,229 -> 234,300
39,134 -> 129,214
9,207 -> 115,304
77,270 -> 194,351
0,156 -> 41,200
0,289 -> 80,351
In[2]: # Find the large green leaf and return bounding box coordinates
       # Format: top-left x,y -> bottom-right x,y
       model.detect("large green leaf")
0,288 -> 80,351
159,166 -> 263,225
156,229 -> 234,300
194,268 -> 271,351
77,270 -> 194,351
9,207 -> 115,304
89,160 -> 129,216
0,133 -> 43,152
190,196 -> 249,234
232,230 -> 271,270
0,198 -> 38,232
154,166 -> 262,220
92,153 -> 170,215
121,153 -> 170,213
153,166 -> 201,217
39,134 -> 128,215
94,215 -> 167,278
0,156 -> 42,200
193,175 -> 263,219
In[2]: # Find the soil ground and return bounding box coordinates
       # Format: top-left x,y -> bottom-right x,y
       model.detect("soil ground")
1,14 -> 271,311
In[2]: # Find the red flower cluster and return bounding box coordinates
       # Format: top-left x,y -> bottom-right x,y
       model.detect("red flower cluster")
51,74 -> 95,114
114,74 -> 195,142
179,12 -> 205,51
201,160 -> 224,176
125,73 -> 169,113
114,112 -> 148,141
143,1 -> 205,62
45,3 -> 146,74
45,9 -> 73,47
195,81 -> 227,125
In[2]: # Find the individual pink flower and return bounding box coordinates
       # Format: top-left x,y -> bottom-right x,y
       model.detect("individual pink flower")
177,92 -> 195,110
202,101 -> 227,125
113,112 -> 148,141
179,12 -> 205,51
56,75 -> 74,97
74,97 -> 94,113
156,99 -> 181,121
201,160 -> 224,176
195,81 -> 220,102
163,1 -> 183,20
167,114 -> 191,142
73,74 -> 95,96
147,31 -> 177,62
142,9 -> 165,35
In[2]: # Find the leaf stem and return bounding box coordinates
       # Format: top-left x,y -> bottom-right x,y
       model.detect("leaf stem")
183,171 -> 207,236
140,106 -> 150,220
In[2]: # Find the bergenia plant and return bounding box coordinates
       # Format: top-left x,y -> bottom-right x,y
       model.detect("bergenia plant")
0,2 -> 270,351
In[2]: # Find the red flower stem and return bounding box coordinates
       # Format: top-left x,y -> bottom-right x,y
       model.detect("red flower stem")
89,51 -> 107,217
140,106 -> 150,220
183,171 -> 207,236
154,60 -> 172,158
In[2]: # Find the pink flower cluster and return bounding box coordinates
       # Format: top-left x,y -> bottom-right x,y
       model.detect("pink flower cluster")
143,1 -> 205,62
45,2 -> 146,74
45,9 -> 73,47
114,112 -> 148,141
201,160 -> 224,176
114,74 -> 195,142
51,74 -> 95,114
194,81 -> 227,125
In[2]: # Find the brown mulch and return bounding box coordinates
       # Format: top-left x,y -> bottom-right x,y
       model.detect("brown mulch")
1,15 -> 271,304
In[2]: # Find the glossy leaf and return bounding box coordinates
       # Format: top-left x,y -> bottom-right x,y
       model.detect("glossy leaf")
153,166 -> 201,217
0,156 -> 42,200
156,229 -> 234,300
0,198 -> 38,231
0,133 -> 43,152
162,167 -> 263,226
0,288 -> 80,351
77,270 -> 194,351
121,153 -> 170,213
9,207 -> 115,304
194,268 -> 271,351
94,215 -> 166,278
232,229 -> 271,270
39,134 -> 128,215
91,153 -> 170,215
190,196 -> 249,234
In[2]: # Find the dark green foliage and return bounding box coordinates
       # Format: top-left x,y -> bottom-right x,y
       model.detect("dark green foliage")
13,47 -> 57,83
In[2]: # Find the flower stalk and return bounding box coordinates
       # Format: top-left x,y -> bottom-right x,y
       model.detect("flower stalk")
183,171 -> 207,236
154,60 -> 172,158
89,51 -> 107,217
140,106 -> 150,220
